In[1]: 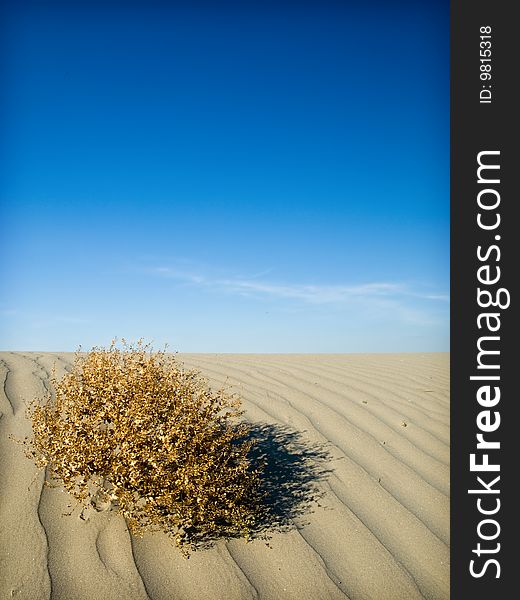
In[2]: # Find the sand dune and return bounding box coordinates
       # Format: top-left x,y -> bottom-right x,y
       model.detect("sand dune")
0,352 -> 449,600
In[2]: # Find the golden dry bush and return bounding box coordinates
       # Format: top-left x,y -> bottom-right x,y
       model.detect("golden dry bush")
25,340 -> 263,554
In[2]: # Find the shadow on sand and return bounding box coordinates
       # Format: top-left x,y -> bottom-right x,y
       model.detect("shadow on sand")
190,421 -> 334,551
246,422 -> 333,531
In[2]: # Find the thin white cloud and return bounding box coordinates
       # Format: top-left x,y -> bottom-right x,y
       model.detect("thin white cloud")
152,267 -> 205,284
216,279 -> 403,303
150,266 -> 448,306
416,293 -> 450,302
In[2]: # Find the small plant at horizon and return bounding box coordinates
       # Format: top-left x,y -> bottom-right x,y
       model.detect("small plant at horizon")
24,339 -> 264,555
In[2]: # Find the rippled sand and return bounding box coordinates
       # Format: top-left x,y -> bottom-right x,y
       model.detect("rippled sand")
0,352 -> 449,599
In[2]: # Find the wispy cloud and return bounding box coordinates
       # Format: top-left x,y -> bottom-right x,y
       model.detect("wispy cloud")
213,279 -> 403,303
153,266 -> 206,284
414,293 -> 450,302
149,265 -> 448,306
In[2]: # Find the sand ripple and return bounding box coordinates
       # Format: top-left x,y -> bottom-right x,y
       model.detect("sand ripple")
0,352 -> 449,600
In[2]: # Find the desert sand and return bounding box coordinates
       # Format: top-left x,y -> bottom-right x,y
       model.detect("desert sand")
0,352 -> 449,600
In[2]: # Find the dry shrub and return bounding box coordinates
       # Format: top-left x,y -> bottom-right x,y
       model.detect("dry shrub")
25,340 -> 264,554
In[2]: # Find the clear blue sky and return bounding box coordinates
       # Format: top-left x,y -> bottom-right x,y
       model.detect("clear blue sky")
1,1 -> 449,353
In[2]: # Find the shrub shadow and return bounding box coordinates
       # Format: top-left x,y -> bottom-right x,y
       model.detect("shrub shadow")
244,422 -> 333,534
191,421 -> 334,551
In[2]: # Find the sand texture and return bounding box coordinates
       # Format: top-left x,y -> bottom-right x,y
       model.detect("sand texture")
0,352 -> 449,600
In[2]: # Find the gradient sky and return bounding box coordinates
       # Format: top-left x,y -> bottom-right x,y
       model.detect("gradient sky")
1,1 -> 449,353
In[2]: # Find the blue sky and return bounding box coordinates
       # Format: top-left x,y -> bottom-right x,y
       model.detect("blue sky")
1,1 -> 449,352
